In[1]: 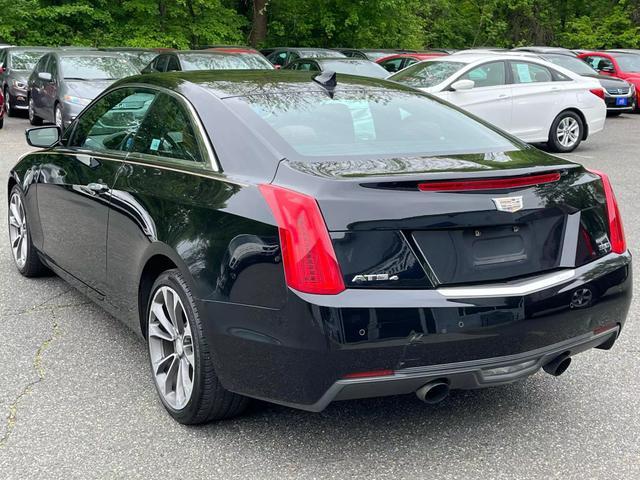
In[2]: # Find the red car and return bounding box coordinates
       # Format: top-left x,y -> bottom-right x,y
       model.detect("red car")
0,89 -> 4,129
377,52 -> 447,73
578,51 -> 640,103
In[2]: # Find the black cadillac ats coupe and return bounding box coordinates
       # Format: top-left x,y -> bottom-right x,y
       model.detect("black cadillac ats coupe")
8,71 -> 631,424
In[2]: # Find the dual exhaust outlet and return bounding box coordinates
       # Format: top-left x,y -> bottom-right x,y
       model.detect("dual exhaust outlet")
414,352 -> 572,404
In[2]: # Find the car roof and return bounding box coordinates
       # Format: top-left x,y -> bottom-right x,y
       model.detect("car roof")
205,47 -> 261,54
312,57 -> 375,63
174,50 -> 249,57
430,52 -> 539,64
53,50 -> 125,59
5,46 -> 53,53
379,52 -> 446,61
512,47 -> 576,55
117,70 -> 416,99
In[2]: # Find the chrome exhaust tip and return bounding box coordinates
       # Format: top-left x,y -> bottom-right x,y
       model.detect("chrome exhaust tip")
543,353 -> 572,377
416,380 -> 450,404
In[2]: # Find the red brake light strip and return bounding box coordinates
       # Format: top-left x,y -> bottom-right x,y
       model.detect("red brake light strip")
418,172 -> 561,192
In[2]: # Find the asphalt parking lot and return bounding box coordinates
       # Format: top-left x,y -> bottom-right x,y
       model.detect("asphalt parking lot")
0,113 -> 638,480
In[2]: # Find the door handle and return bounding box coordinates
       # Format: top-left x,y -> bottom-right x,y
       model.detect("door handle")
87,182 -> 109,193
498,94 -> 509,99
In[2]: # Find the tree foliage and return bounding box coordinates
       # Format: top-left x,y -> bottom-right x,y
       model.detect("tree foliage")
1,0 -> 640,49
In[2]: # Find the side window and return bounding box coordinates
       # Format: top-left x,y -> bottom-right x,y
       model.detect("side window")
68,88 -> 157,153
0,50 -> 6,68
461,61 -> 506,87
595,57 -> 614,72
166,55 -> 181,72
130,93 -> 204,164
47,57 -> 58,79
155,55 -> 169,72
34,55 -> 48,74
271,51 -> 289,67
381,58 -> 404,73
551,69 -> 571,82
583,56 -> 598,69
405,58 -> 418,67
510,62 -> 553,84
295,61 -> 316,71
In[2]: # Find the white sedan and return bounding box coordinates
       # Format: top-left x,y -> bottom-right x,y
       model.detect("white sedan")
389,53 -> 606,152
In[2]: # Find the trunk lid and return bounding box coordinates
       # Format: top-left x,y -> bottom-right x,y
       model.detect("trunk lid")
272,150 -> 611,288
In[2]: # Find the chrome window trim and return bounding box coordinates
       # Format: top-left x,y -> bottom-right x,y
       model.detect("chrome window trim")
27,150 -> 246,186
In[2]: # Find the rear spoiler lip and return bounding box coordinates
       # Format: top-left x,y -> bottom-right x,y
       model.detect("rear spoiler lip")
359,164 -> 582,185
279,157 -> 582,184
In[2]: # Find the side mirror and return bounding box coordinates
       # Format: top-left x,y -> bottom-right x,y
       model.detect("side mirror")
38,72 -> 53,82
0,64 -> 5,75
25,126 -> 61,148
450,79 -> 475,91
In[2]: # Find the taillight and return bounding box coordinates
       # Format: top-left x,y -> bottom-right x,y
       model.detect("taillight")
418,172 -> 560,192
589,88 -> 605,100
259,184 -> 345,295
342,369 -> 394,379
588,169 -> 626,254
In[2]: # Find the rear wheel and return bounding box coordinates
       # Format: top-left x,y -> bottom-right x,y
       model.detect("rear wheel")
8,186 -> 49,277
28,97 -> 43,126
147,269 -> 248,424
547,111 -> 583,153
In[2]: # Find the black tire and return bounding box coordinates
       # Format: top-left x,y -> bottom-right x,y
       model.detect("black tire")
8,185 -> 49,277
5,88 -> 18,117
146,269 -> 249,424
547,111 -> 584,153
607,111 -> 622,117
0,116 -> 4,129
28,96 -> 43,126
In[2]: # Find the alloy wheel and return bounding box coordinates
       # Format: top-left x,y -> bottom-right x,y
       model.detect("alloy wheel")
148,286 -> 195,410
8,192 -> 28,269
556,117 -> 580,148
55,105 -> 63,130
28,98 -> 34,123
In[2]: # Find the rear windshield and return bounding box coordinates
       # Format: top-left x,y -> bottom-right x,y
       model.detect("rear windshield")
61,56 -> 138,80
390,61 -> 465,88
11,51 -> 49,70
319,60 -> 388,78
180,54 -> 271,70
225,89 -> 518,159
544,55 -> 596,75
235,53 -> 274,69
363,51 -> 395,61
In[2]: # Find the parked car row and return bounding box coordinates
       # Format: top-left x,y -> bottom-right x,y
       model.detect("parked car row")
2,43 -> 640,152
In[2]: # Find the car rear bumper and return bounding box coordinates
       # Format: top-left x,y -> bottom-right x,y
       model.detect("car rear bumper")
200,251 -> 632,410
256,325 -> 619,411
